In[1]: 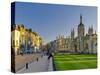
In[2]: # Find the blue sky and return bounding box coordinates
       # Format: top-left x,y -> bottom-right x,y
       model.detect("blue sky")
14,2 -> 97,44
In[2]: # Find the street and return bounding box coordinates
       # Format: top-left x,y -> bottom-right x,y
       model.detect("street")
15,53 -> 41,72
17,55 -> 53,73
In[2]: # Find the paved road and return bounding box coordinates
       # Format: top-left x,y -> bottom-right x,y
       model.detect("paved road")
15,54 -> 41,72
17,56 -> 53,73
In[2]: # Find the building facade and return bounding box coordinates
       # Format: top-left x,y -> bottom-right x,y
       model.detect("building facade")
11,24 -> 42,55
48,15 -> 97,54
11,25 -> 21,55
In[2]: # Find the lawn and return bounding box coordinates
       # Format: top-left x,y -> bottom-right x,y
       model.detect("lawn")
53,54 -> 97,71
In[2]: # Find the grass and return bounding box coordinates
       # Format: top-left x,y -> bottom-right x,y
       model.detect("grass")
53,54 -> 97,71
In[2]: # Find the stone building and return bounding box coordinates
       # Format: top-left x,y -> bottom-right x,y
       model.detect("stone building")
48,14 -> 97,54
54,35 -> 71,52
77,14 -> 85,53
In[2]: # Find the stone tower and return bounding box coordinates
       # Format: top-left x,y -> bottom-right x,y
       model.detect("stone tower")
88,26 -> 93,35
71,28 -> 75,53
78,14 -> 85,37
71,28 -> 74,40
77,14 -> 85,53
88,26 -> 93,54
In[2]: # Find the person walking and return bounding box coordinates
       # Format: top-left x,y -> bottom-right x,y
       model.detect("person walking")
48,53 -> 53,60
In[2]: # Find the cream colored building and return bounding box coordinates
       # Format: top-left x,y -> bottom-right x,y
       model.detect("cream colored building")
11,25 -> 20,55
11,24 -> 43,55
56,35 -> 71,52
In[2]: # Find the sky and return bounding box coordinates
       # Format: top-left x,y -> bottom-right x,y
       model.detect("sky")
14,2 -> 97,44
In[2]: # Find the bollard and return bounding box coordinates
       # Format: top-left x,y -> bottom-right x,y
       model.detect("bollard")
37,58 -> 38,62
26,63 -> 28,69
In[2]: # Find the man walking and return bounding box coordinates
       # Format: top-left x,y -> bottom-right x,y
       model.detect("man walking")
48,53 -> 53,60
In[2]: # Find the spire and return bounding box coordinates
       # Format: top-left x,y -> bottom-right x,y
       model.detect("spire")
91,25 -> 93,33
91,25 -> 93,30
80,14 -> 82,24
88,25 -> 93,35
95,30 -> 96,34
71,28 -> 74,39
71,29 -> 72,37
73,28 -> 74,37
71,29 -> 72,34
73,28 -> 74,33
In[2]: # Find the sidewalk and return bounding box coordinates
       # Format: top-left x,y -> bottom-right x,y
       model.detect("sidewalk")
48,57 -> 53,71
15,54 -> 40,72
17,56 -> 53,73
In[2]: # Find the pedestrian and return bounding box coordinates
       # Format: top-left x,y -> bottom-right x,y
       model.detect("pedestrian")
48,53 -> 53,60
